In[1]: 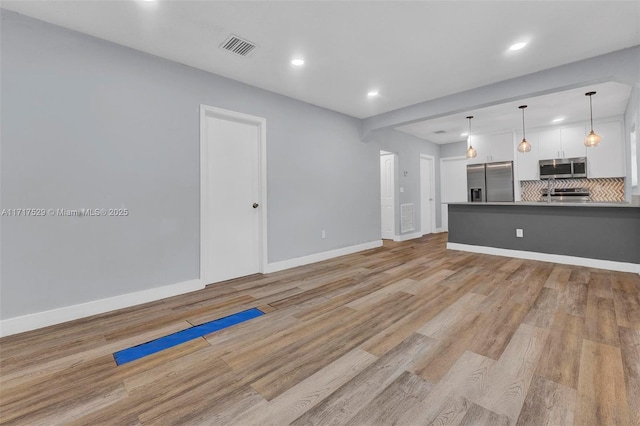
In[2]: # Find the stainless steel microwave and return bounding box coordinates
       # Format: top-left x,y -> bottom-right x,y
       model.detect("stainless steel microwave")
539,157 -> 587,179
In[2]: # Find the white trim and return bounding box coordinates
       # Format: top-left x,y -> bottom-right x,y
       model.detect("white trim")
434,228 -> 445,233
0,279 -> 204,338
447,242 -> 640,274
265,240 -> 383,274
420,154 -> 437,236
393,232 -> 423,242
200,105 -> 268,284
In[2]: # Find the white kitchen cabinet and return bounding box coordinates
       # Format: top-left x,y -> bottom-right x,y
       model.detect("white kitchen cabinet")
560,126 -> 587,158
468,132 -> 514,164
516,131 -> 539,181
586,120 -> 625,178
537,125 -> 586,159
537,129 -> 562,160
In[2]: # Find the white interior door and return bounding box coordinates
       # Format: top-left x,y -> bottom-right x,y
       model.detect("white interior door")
202,108 -> 264,284
380,153 -> 395,239
440,156 -> 469,232
420,155 -> 435,235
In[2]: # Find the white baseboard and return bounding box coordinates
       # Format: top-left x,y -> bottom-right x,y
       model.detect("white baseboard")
393,232 -> 422,242
264,240 -> 383,274
447,242 -> 640,274
0,279 -> 204,338
434,228 -> 446,233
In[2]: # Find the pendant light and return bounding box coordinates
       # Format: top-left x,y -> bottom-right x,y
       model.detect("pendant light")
517,105 -> 531,153
465,115 -> 477,159
584,91 -> 602,147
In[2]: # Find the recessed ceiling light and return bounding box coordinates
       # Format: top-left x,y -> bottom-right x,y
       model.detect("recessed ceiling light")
367,91 -> 379,97
460,132 -> 469,137
291,58 -> 305,66
552,117 -> 565,123
509,42 -> 527,51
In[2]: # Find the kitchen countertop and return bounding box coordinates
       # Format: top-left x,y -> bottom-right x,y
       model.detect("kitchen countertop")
446,201 -> 640,208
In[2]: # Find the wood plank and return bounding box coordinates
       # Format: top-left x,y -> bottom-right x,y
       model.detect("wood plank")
234,348 -> 377,425
344,277 -> 416,310
357,283 -> 450,357
345,371 -> 433,425
523,287 -> 559,329
574,339 -> 630,426
468,302 -> 530,360
249,292 -> 418,400
543,264 -> 572,289
584,293 -> 620,347
290,333 -> 437,425
458,403 -> 510,426
412,309 -> 486,383
535,311 -> 584,389
476,323 -> 549,422
557,281 -> 588,317
613,288 -> 640,330
619,327 -> 640,426
516,375 -> 576,426
395,350 -> 496,425
417,292 -> 486,339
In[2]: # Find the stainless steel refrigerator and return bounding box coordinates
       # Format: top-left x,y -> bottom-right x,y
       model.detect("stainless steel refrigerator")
466,161 -> 514,202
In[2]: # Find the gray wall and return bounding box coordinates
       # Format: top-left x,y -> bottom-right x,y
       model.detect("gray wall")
370,129 -> 441,235
448,204 -> 640,264
440,141 -> 467,159
0,11 -> 379,319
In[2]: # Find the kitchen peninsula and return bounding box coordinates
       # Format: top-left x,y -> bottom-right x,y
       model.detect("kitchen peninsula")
447,202 -> 640,273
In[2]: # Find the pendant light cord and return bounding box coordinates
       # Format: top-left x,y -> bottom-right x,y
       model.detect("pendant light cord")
589,94 -> 594,132
521,108 -> 526,139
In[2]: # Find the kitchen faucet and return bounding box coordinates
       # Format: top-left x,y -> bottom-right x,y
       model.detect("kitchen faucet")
547,178 -> 555,203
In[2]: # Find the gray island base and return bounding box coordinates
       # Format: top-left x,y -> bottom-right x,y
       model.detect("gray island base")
446,202 -> 640,273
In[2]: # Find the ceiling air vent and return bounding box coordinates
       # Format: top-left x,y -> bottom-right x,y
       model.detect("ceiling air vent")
433,130 -> 447,134
220,35 -> 256,57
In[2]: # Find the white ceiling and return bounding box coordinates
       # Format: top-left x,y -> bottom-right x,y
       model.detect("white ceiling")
2,1 -> 639,119
396,81 -> 633,144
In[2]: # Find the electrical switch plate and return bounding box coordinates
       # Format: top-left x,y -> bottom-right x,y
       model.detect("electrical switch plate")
321,230 -> 326,239
516,229 -> 523,238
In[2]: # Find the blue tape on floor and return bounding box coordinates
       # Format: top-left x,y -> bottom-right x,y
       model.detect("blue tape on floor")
113,307 -> 264,365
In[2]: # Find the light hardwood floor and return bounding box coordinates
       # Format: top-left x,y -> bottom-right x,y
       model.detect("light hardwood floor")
1,233 -> 639,425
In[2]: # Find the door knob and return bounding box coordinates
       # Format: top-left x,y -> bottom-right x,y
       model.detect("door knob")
253,203 -> 259,208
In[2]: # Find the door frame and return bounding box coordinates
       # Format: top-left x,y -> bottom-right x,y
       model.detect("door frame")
380,151 -> 397,240
420,154 -> 436,235
199,104 -> 268,284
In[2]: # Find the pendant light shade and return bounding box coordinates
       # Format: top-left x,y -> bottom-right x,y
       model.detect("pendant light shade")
584,91 -> 602,147
465,115 -> 477,159
517,105 -> 531,153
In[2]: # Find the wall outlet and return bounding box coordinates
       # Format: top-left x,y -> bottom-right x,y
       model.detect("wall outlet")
516,228 -> 524,238
321,230 -> 326,239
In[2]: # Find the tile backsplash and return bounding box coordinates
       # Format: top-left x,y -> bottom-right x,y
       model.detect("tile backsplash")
520,178 -> 625,202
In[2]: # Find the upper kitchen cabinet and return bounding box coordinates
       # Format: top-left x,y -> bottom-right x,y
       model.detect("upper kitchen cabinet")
586,120 -> 625,178
516,132 -> 539,181
468,132 -> 514,165
538,125 -> 586,160
561,126 -> 588,158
